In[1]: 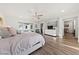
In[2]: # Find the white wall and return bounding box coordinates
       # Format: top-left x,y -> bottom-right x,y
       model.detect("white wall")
5,16 -> 34,29
74,16 -> 79,41
57,18 -> 64,38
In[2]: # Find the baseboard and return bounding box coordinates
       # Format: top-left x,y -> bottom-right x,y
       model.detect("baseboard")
45,34 -> 57,37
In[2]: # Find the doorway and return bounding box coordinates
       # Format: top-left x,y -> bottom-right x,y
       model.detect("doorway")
63,18 -> 78,45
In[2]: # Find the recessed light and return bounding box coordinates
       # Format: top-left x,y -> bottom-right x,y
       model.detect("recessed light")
61,10 -> 65,12
19,16 -> 23,18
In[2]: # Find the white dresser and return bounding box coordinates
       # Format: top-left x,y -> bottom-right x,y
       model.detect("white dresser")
45,29 -> 56,36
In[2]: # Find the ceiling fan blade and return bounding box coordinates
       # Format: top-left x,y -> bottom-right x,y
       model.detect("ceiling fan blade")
38,14 -> 43,16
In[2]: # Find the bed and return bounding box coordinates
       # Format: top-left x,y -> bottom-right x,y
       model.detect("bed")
0,32 -> 45,55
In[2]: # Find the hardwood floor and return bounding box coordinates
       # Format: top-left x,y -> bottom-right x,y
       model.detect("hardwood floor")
31,34 -> 79,55
63,33 -> 79,48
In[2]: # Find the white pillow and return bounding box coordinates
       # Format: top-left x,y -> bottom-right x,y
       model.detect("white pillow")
0,36 -> 2,39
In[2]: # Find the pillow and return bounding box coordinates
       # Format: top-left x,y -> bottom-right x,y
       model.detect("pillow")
0,36 -> 2,39
0,27 -> 17,38
6,27 -> 17,36
0,27 -> 11,38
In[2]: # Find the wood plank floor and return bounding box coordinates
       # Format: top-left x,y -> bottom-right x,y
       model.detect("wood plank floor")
63,33 -> 79,48
31,34 -> 79,55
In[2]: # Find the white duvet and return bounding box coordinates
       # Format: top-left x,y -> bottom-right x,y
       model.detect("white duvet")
0,32 -> 45,55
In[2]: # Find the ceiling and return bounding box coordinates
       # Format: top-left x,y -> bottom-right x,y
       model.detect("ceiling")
0,3 -> 79,20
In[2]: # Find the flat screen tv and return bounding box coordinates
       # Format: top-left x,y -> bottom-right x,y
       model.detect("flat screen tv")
48,26 -> 53,29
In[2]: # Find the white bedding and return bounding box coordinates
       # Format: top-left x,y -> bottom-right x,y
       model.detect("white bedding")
0,32 -> 45,55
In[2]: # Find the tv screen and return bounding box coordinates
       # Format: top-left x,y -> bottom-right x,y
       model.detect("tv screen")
48,26 -> 53,29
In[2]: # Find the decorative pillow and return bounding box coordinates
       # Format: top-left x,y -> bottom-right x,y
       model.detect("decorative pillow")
7,27 -> 17,36
0,27 -> 17,38
0,27 -> 11,38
